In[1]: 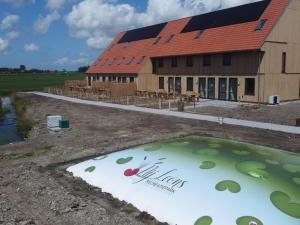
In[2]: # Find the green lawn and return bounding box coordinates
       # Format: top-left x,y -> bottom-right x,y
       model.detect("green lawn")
0,72 -> 85,95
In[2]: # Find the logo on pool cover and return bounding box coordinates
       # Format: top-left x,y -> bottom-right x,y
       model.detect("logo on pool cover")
123,156 -> 188,193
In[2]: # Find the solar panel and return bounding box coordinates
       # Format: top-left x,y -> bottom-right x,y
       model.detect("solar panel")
118,23 -> 167,43
182,0 -> 271,33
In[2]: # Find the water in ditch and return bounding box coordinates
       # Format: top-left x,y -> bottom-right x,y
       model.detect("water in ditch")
0,96 -> 23,145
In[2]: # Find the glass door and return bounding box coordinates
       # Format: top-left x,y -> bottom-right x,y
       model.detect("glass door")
168,77 -> 174,93
229,78 -> 238,101
175,77 -> 182,94
218,78 -> 227,100
208,78 -> 215,99
199,78 -> 206,98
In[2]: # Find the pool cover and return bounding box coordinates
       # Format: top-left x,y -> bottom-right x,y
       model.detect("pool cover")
67,136 -> 300,225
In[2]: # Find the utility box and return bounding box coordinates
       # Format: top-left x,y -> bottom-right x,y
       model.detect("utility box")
269,95 -> 280,105
47,116 -> 62,129
59,119 -> 70,129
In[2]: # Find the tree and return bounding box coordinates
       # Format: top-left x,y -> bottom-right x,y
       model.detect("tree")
19,65 -> 26,72
78,66 -> 89,73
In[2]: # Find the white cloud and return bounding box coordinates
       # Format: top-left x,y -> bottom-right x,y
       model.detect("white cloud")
6,31 -> 20,40
0,38 -> 9,53
46,0 -> 67,11
1,0 -> 35,6
33,11 -> 60,34
54,57 -> 70,65
0,15 -> 19,30
54,53 -> 90,66
24,43 -> 39,52
65,0 -> 259,50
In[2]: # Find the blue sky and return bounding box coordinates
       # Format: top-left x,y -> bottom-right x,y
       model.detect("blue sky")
0,0 -> 256,71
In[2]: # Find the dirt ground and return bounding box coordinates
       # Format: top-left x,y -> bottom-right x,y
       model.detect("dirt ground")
0,93 -> 299,225
187,100 -> 300,126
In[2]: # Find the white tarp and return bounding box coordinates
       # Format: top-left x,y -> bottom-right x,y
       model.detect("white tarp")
67,136 -> 300,225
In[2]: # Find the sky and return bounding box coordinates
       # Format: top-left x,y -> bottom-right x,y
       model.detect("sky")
0,0 -> 260,71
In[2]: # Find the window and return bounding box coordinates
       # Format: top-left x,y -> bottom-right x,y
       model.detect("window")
153,36 -> 161,45
171,57 -> 178,67
110,58 -> 116,65
118,57 -> 125,65
127,56 -> 135,65
194,30 -> 204,39
165,34 -> 175,43
187,77 -> 194,91
186,56 -> 194,67
122,77 -> 127,83
282,52 -> 286,73
159,77 -> 164,89
158,58 -> 164,67
130,77 -> 134,83
137,56 -> 145,64
245,78 -> 255,96
103,58 -> 109,66
113,76 -> 116,81
203,55 -> 211,66
255,19 -> 268,31
223,53 -> 232,66
118,77 -> 122,83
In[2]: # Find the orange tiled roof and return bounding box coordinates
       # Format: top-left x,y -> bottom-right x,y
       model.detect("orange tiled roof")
87,0 -> 290,75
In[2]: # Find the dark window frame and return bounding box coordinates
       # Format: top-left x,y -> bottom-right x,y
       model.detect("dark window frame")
129,77 -> 134,83
203,55 -> 211,66
186,77 -> 194,92
127,56 -> 135,65
255,19 -> 268,31
245,78 -> 255,96
282,52 -> 286,74
194,30 -> 204,39
153,36 -> 161,45
186,56 -> 194,67
158,58 -> 164,67
171,57 -> 178,67
137,56 -> 146,64
223,53 -> 232,66
165,34 -> 175,43
159,77 -> 164,89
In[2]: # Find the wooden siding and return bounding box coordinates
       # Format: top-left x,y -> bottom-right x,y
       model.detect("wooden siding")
261,0 -> 300,101
154,52 -> 261,76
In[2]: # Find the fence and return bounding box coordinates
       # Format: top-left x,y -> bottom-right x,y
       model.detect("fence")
44,87 -> 181,109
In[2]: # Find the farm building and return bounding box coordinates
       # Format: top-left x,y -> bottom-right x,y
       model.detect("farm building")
86,0 -> 300,103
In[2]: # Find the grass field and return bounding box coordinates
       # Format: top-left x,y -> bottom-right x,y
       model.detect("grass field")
0,72 -> 85,95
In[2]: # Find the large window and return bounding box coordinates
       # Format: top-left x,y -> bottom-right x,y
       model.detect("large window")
171,57 -> 178,67
158,58 -> 164,67
223,53 -> 232,66
203,55 -> 211,66
186,77 -> 194,91
159,77 -> 164,89
245,78 -> 255,96
186,56 -> 194,67
282,52 -> 286,73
